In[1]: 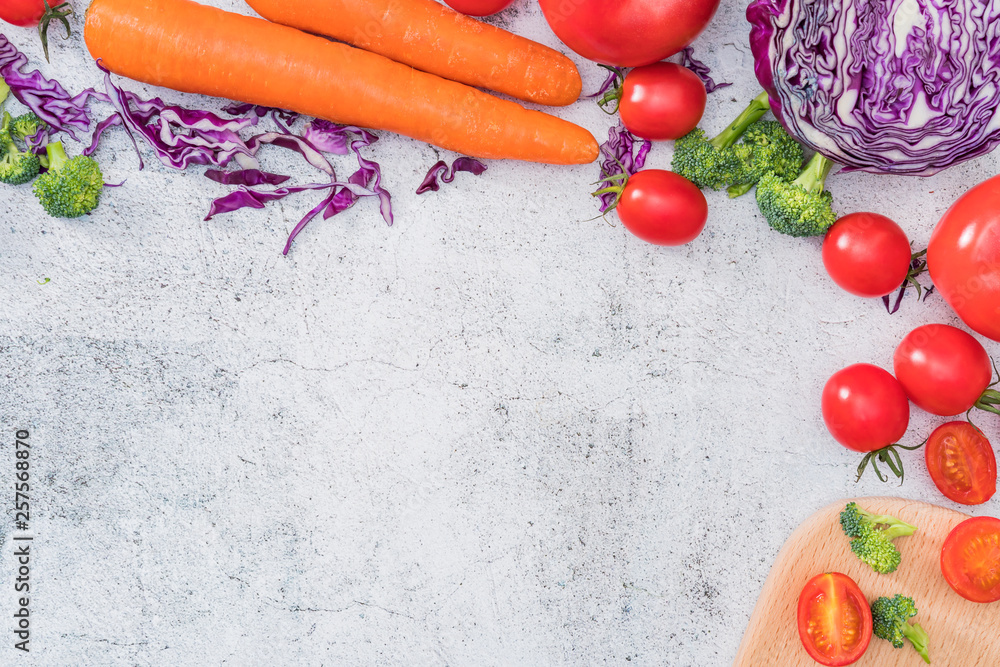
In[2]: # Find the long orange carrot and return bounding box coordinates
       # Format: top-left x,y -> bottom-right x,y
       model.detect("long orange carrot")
244,0 -> 582,107
84,0 -> 598,165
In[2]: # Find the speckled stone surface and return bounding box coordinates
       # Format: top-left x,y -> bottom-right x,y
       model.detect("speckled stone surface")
1,1 -> 998,665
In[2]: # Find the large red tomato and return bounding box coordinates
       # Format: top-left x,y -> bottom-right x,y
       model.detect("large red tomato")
537,0 -> 722,67
927,175 -> 1000,342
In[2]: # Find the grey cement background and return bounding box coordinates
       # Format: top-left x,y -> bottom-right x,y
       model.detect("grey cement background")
1,0 -> 999,665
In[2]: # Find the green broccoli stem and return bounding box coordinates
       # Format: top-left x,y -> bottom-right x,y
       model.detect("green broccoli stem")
792,152 -> 834,195
902,621 -> 931,664
0,79 -> 9,107
44,141 -> 69,172
708,91 -> 771,151
857,506 -> 918,538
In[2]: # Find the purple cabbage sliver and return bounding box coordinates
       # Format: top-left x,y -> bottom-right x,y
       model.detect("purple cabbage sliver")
679,47 -> 732,94
595,123 -> 651,213
0,34 -> 99,140
205,168 -> 291,187
416,157 -> 487,194
223,102 -> 300,133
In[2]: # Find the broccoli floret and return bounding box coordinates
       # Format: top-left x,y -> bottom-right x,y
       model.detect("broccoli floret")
727,120 -> 803,197
871,595 -> 931,663
839,502 -> 917,574
755,151 -> 837,236
11,112 -> 44,141
672,91 -> 771,190
0,127 -> 41,185
32,141 -> 103,218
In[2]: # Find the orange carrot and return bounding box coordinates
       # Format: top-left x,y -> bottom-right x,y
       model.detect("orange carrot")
84,0 -> 597,165
244,0 -> 582,107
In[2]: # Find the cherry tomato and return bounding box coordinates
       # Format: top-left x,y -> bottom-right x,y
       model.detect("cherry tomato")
0,0 -> 47,27
925,421 -> 996,505
940,516 -> 1000,603
822,212 -> 912,298
537,0 -> 721,67
821,364 -> 910,452
797,572 -> 872,666
893,323 -> 993,416
615,170 -> 707,246
927,174 -> 1000,343
617,63 -> 706,141
443,0 -> 514,17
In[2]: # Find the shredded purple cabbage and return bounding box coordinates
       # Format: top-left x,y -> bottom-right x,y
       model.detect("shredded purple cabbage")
0,34 -> 99,140
98,61 -> 256,170
416,157 -> 487,194
0,48 -> 395,254
595,123 -> 651,213
203,125 -> 393,254
585,66 -> 625,99
302,119 -> 353,156
679,47 -> 732,94
222,102 -> 300,134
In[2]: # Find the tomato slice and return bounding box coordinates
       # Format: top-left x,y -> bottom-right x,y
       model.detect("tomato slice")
797,572 -> 873,665
926,422 -> 997,505
941,516 -> 1000,603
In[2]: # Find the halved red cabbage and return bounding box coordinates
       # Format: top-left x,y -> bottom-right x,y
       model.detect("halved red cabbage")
748,0 -> 1000,175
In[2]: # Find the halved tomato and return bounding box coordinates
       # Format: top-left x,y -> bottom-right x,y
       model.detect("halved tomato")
941,516 -> 1000,603
797,572 -> 873,665
925,422 -> 996,505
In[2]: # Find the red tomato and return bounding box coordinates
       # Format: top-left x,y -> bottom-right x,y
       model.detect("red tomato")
925,421 -> 996,505
0,0 -> 48,26
940,516 -> 1000,603
619,63 -> 706,141
616,170 -> 707,245
443,0 -> 514,17
893,323 -> 992,416
797,572 -> 872,666
821,364 -> 910,452
927,174 -> 1000,343
537,0 -> 721,67
822,213 -> 912,298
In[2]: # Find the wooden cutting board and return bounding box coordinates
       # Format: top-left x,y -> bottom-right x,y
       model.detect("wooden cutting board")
734,497 -> 1000,666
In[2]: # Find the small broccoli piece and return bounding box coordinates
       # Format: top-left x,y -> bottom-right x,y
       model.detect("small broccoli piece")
32,141 -> 103,218
755,151 -> 837,236
672,91 -> 770,190
0,129 -> 41,185
11,112 -> 44,141
872,595 -> 931,663
726,120 -> 803,197
839,502 -> 917,574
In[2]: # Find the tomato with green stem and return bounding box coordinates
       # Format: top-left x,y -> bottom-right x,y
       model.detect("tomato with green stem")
595,169 -> 707,245
821,212 -> 920,299
821,363 -> 921,483
893,323 -> 1000,417
925,421 -> 996,505
941,516 -> 1000,603
617,62 -> 706,141
797,572 -> 872,666
0,0 -> 73,62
